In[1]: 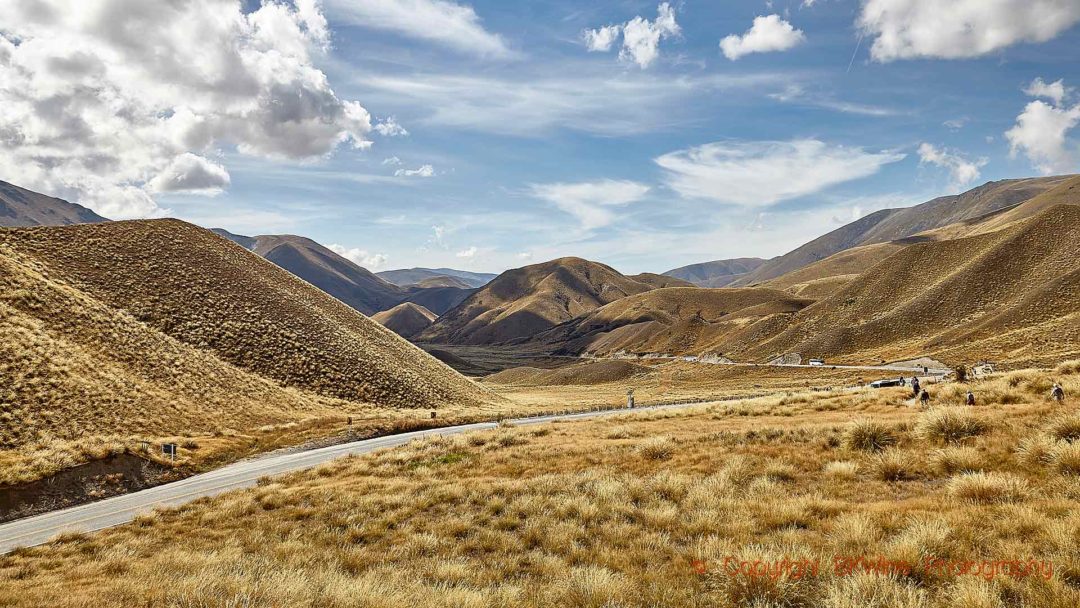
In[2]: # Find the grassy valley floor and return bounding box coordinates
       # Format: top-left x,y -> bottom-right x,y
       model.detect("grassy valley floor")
2,363 -> 1079,606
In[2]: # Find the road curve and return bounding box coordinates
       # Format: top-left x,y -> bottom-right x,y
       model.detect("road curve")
0,401 -> 706,554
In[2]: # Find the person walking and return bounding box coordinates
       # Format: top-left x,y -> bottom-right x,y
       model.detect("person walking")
911,376 -> 921,397
966,390 -> 976,406
920,389 -> 930,408
1052,383 -> 1065,403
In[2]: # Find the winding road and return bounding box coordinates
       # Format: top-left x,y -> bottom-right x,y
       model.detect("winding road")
0,401 -> 706,554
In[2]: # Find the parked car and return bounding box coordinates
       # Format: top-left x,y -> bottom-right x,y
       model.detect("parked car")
808,359 -> 825,366
870,378 -> 904,388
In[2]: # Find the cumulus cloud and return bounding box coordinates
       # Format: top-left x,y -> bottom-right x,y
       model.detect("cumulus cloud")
394,164 -> 435,177
720,15 -> 806,61
581,3 -> 680,69
374,116 -> 409,137
529,179 -> 650,230
324,0 -> 511,57
858,0 -> 1080,62
917,143 -> 988,189
0,0 -> 370,218
654,139 -> 905,206
1023,77 -> 1070,105
147,153 -> 231,195
382,156 -> 403,165
328,244 -> 388,269
456,246 -> 478,259
1005,81 -> 1080,174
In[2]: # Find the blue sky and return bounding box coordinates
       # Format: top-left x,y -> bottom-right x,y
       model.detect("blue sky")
3,1 -> 1080,274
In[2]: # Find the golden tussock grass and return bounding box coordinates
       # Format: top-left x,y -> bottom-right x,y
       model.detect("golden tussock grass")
1,367 -> 1078,606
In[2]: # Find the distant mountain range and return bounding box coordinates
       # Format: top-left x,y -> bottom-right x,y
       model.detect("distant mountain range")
662,258 -> 766,287
0,180 -> 108,227
377,267 -> 497,288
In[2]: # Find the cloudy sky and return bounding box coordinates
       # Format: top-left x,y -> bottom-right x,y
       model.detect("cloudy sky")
2,0 -> 1079,274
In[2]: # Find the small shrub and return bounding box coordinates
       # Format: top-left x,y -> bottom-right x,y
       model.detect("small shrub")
1051,441 -> 1080,476
916,408 -> 989,444
1015,435 -> 1056,467
875,449 -> 916,481
636,436 -> 675,460
930,447 -> 985,475
764,462 -> 798,483
1055,360 -> 1080,375
843,419 -> 897,452
947,472 -> 1028,504
823,461 -> 859,480
1047,415 -> 1080,443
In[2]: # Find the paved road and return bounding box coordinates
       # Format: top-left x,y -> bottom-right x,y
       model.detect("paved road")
0,401 -> 707,554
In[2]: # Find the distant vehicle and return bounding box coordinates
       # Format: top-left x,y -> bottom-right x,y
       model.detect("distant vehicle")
808,359 -> 825,366
870,378 -> 904,388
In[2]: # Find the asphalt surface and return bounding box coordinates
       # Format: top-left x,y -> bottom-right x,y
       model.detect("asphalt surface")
0,401 -> 704,554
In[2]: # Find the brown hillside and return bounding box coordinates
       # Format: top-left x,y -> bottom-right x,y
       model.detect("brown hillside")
662,257 -> 766,287
418,257 -> 656,345
745,205 -> 1080,367
629,272 -> 695,289
485,360 -> 652,386
414,275 -> 472,289
372,302 -> 438,339
399,285 -> 476,315
0,180 -> 109,227
0,220 -> 495,410
764,242 -> 906,297
733,176 -> 1069,286
535,286 -> 813,357
212,230 -> 403,315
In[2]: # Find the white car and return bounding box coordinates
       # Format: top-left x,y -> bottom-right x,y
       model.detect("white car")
808,359 -> 825,366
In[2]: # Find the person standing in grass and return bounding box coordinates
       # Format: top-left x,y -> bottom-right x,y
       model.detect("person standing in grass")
911,376 -> 921,397
920,389 -> 930,408
1052,383 -> 1065,403
966,390 -> 976,406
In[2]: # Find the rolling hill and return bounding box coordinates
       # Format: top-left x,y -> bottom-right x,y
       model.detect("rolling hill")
0,220 -> 495,410
534,286 -> 813,357
377,267 -> 497,288
743,204 -> 1080,367
212,230 -> 404,315
398,284 -> 475,316
418,257 -> 658,345
0,180 -> 109,227
662,258 -> 766,287
372,302 -> 438,338
731,176 -> 1071,287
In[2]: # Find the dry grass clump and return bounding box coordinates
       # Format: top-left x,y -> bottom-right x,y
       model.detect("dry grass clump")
823,461 -> 859,480
874,449 -> 918,481
1055,359 -> 1080,375
1046,414 -> 1080,443
930,447 -> 986,475
1050,441 -> 1080,475
635,436 -> 676,460
915,408 -> 989,444
843,418 -> 897,452
947,472 -> 1028,504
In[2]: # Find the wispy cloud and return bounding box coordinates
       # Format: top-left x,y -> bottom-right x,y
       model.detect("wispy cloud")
528,179 -> 650,230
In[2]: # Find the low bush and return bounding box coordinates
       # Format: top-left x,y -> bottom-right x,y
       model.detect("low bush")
915,408 -> 989,444
843,419 -> 897,452
947,472 -> 1028,504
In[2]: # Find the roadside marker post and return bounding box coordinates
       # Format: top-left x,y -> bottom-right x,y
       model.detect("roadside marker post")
162,443 -> 178,462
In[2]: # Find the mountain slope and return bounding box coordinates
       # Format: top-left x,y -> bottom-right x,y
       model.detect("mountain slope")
418,257 -> 657,345
732,176 -> 1071,286
0,180 -> 109,227
398,285 -> 476,316
372,302 -> 438,339
629,273 -> 695,289
743,205 -> 1080,366
212,230 -> 403,315
535,286 -> 813,357
1,220 -> 494,409
378,267 -> 497,288
662,258 -> 766,287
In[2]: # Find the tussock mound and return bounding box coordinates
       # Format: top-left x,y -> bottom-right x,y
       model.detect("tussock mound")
746,205 -> 1080,366
0,220 -> 495,410
372,302 -> 437,338
486,360 -> 652,386
0,243 -> 342,453
212,230 -> 403,315
535,286 -> 812,357
419,257 -> 657,345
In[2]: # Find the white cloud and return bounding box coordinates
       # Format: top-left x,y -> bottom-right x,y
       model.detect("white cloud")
1005,93 -> 1080,174
720,15 -> 806,61
0,0 -> 369,219
1023,77 -> 1070,105
516,251 -> 533,261
858,0 -> 1080,62
382,156 -> 403,165
328,244 -> 389,270
528,179 -> 650,230
769,84 -> 897,116
943,118 -> 968,131
147,153 -> 231,195
654,139 -> 905,206
581,3 -> 680,69
324,0 -> 511,57
583,25 -> 621,52
374,116 -> 409,137
917,143 -> 988,189
456,246 -> 478,259
394,164 -> 435,177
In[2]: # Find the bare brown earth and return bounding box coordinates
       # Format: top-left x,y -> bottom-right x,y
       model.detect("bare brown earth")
372,302 -> 438,338
418,257 -> 660,345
